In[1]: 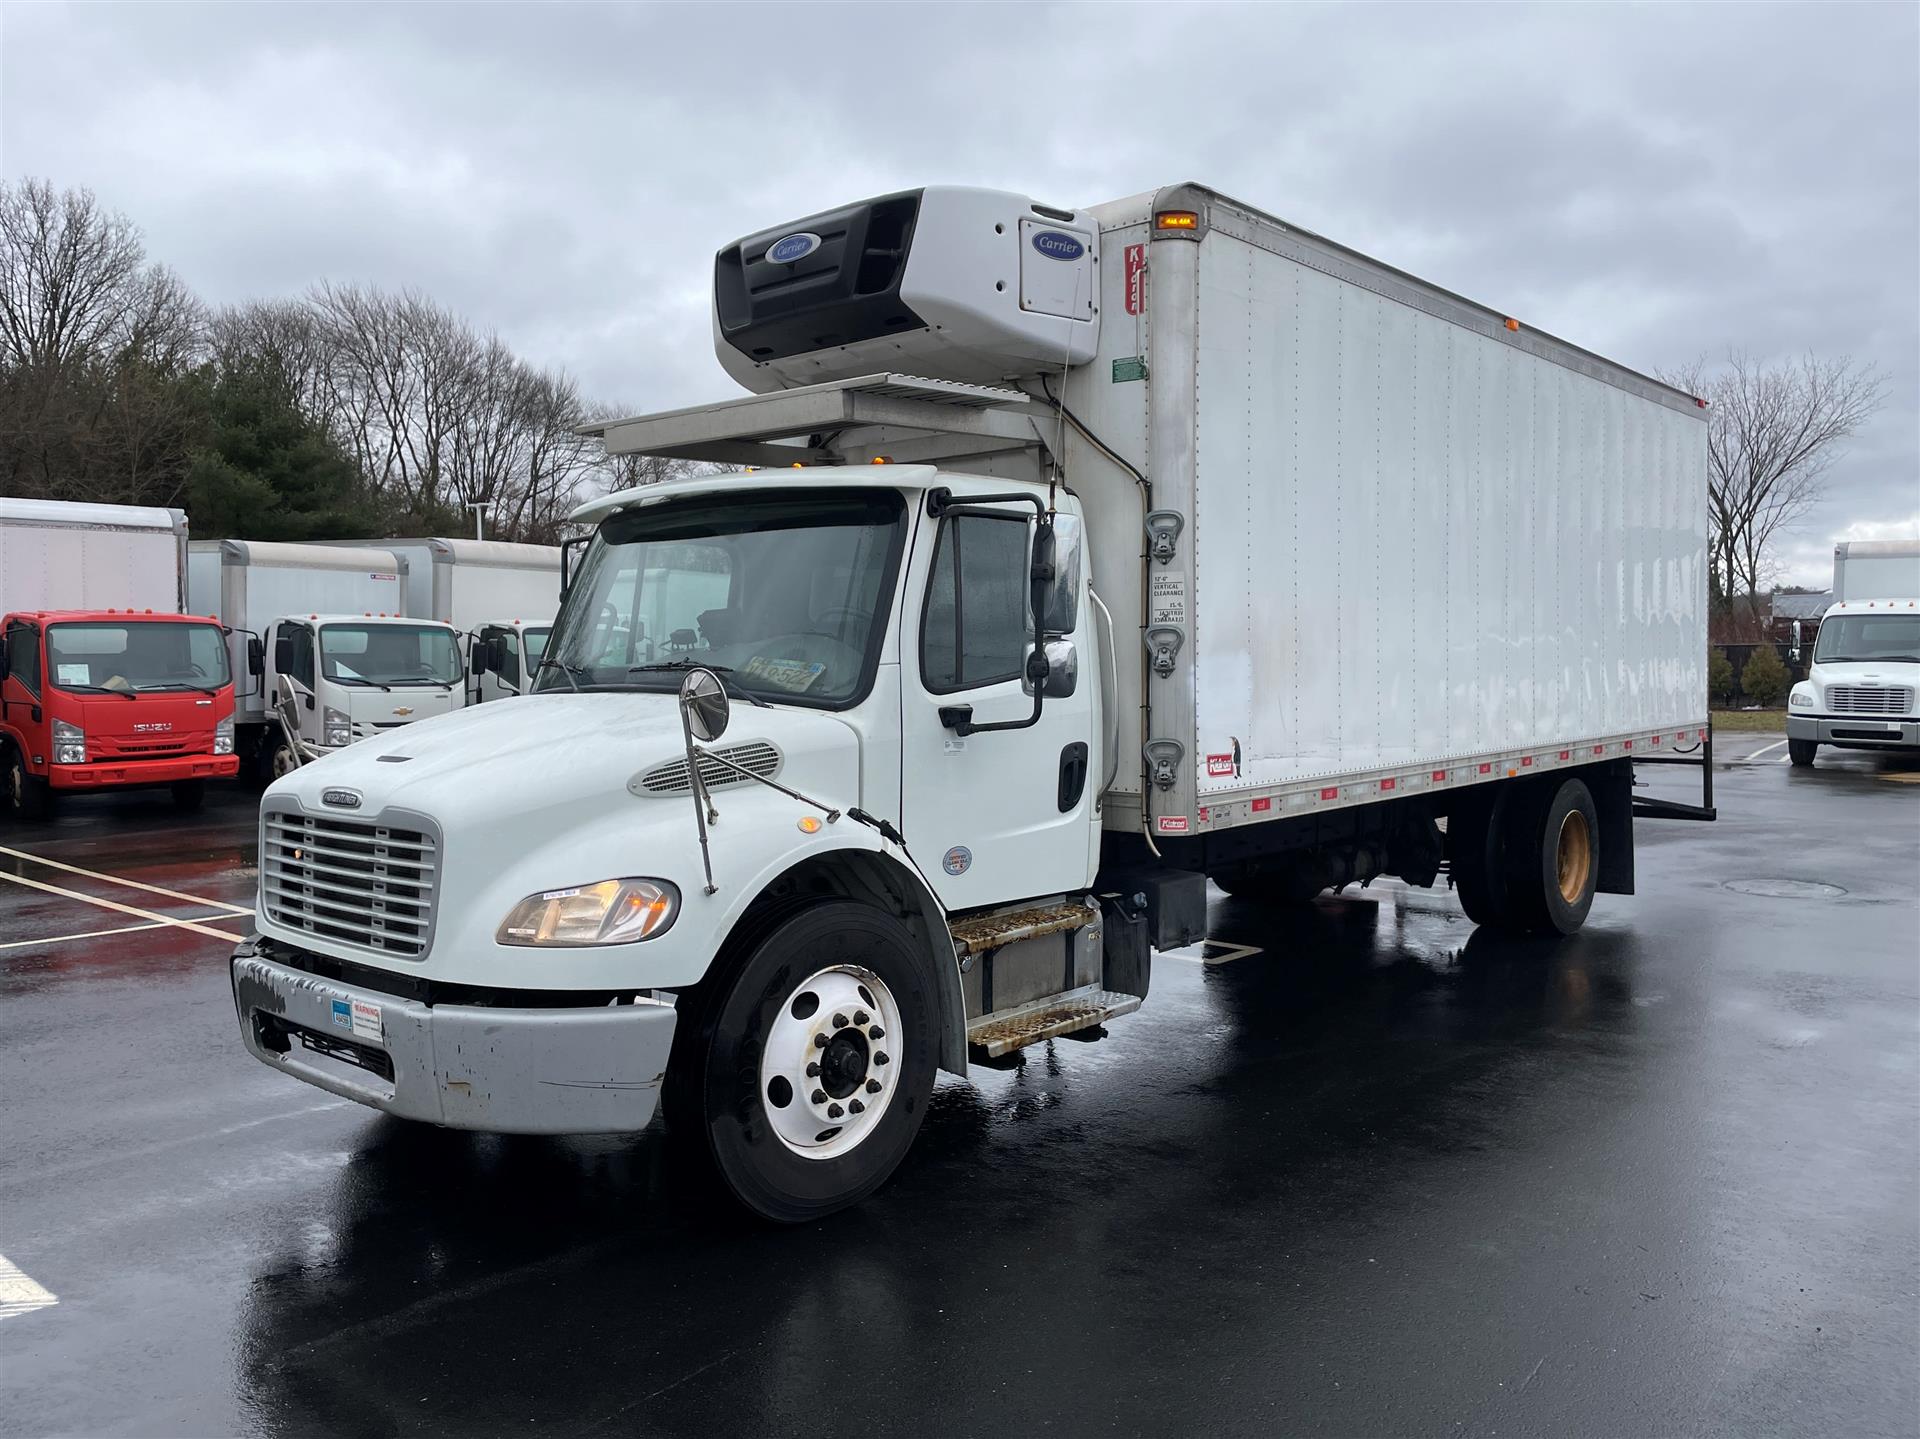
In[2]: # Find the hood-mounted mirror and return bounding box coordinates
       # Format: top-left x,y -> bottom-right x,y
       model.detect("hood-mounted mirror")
679,668 -> 731,743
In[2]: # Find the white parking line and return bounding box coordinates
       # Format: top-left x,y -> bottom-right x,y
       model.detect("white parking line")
0,843 -> 253,915
0,870 -> 243,943
0,1253 -> 58,1322
1744,739 -> 1788,763
0,919 -> 171,952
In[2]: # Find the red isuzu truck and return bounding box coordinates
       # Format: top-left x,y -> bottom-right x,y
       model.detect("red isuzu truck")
1,499 -> 238,817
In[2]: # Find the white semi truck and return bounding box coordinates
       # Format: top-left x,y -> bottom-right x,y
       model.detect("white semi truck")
359,538 -> 561,703
188,541 -> 465,780
233,184 -> 1713,1220
1788,539 -> 1920,765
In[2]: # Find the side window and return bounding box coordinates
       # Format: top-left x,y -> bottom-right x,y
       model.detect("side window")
920,515 -> 1030,693
289,627 -> 315,689
499,629 -> 521,688
7,624 -> 40,696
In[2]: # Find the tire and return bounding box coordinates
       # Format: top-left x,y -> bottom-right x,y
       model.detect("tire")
1788,738 -> 1817,767
5,746 -> 52,820
1515,779 -> 1598,936
267,739 -> 301,783
667,900 -> 939,1223
1450,787 -> 1521,929
171,779 -> 206,813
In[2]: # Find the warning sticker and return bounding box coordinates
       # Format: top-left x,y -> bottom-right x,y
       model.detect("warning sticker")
1156,815 -> 1190,834
350,999 -> 383,1042
1124,244 -> 1146,315
1149,572 -> 1187,627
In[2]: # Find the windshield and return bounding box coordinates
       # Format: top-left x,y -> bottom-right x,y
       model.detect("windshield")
1813,613 -> 1920,664
321,624 -> 463,687
47,621 -> 230,694
522,627 -> 551,672
535,488 -> 906,706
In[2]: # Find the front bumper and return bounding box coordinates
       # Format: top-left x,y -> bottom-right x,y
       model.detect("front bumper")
1787,714 -> 1920,749
51,753 -> 239,789
231,946 -> 676,1134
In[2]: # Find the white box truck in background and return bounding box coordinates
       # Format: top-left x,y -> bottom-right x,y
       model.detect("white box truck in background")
355,538 -> 562,702
1788,538 -> 1920,765
234,183 -> 1713,1220
188,541 -> 464,781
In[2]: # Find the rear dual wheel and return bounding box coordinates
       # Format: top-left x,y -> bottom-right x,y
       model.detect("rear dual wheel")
667,900 -> 938,1223
1451,777 -> 1598,935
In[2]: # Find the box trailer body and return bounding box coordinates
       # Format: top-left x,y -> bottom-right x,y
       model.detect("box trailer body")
233,183 -> 1713,1220
1788,539 -> 1920,762
366,538 -> 562,631
2,499 -> 237,815
189,541 -> 462,778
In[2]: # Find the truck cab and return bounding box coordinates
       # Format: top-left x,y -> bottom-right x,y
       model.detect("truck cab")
1787,599 -> 1920,764
467,619 -> 552,703
262,613 -> 465,775
0,608 -> 238,816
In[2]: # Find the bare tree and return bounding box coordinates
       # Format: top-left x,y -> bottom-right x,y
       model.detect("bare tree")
1663,352 -> 1885,626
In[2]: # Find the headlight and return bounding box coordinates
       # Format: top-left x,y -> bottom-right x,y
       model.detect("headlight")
52,718 -> 85,765
214,715 -> 234,755
1789,689 -> 1813,708
497,878 -> 680,947
323,705 -> 350,747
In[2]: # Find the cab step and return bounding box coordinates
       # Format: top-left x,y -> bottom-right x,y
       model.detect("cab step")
966,985 -> 1142,1058
949,899 -> 1096,956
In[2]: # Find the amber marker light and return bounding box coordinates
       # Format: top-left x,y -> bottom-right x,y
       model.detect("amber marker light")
1155,211 -> 1199,230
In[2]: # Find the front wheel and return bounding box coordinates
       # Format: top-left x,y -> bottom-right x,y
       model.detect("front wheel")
1788,738 -> 1817,767
668,900 -> 938,1223
5,748 -> 52,820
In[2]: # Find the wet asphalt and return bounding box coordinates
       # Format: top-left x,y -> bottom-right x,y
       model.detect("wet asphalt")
1,737 -> 1915,1438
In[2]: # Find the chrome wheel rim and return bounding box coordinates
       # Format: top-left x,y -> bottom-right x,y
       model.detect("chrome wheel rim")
271,745 -> 298,780
759,964 -> 901,1161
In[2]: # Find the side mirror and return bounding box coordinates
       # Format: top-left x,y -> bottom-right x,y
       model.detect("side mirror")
560,534 -> 590,598
273,632 -> 295,676
1790,619 -> 1803,664
1037,513 -> 1084,635
472,638 -> 491,676
678,667 -> 730,744
1024,639 -> 1079,698
247,637 -> 265,677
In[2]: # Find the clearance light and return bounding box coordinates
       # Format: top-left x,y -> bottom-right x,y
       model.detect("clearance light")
1504,318 -> 1521,332
797,815 -> 823,834
1155,210 -> 1199,230
791,462 -> 806,468
870,456 -> 892,465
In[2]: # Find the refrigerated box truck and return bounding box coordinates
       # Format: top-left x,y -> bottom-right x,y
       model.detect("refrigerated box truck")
233,184 -> 1713,1220
1788,538 -> 1920,764
189,541 -> 464,780
350,538 -> 561,702
2,498 -> 237,816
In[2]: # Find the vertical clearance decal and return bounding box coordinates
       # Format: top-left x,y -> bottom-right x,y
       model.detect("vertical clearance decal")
1124,244 -> 1146,316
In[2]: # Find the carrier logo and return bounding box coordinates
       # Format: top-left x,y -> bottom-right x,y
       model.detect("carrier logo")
1030,229 -> 1086,262
767,231 -> 822,265
321,788 -> 363,810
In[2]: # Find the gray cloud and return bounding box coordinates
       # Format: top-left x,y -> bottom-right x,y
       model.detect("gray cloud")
3,1 -> 1912,583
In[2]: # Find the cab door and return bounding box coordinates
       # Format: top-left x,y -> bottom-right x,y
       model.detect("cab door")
268,620 -> 320,742
898,499 -> 1099,910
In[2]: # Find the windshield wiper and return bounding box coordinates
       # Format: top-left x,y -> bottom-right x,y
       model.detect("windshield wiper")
138,682 -> 220,696
627,660 -> 771,709
57,683 -> 138,700
531,655 -> 583,693
328,676 -> 393,692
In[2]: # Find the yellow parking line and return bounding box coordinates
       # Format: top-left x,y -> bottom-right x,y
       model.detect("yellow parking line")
0,871 -> 243,943
0,843 -> 254,916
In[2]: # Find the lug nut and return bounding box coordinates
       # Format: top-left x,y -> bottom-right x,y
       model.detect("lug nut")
806,1061 -> 820,1077
811,1088 -> 827,1105
827,1103 -> 844,1119
866,1079 -> 882,1094
854,1010 -> 870,1025
848,1099 -> 865,1115
813,1033 -> 829,1049
832,1012 -> 849,1029
873,1052 -> 889,1067
867,1025 -> 885,1040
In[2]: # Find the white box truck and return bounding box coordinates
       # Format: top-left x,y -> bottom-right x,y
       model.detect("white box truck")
1787,539 -> 1920,764
347,538 -> 561,703
233,184 -> 1714,1220
188,541 -> 464,780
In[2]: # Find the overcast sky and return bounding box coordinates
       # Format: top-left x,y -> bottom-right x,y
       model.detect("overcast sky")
4,2 -> 1914,585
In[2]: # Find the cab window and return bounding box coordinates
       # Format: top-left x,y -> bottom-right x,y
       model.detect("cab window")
920,514 -> 1030,693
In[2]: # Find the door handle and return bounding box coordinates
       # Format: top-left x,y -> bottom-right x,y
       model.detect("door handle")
1058,741 -> 1089,812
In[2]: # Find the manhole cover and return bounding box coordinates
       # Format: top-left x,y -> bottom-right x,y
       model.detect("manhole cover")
1723,878 -> 1847,899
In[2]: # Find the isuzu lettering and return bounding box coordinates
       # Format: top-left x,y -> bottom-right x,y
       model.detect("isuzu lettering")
232,184 -> 1714,1220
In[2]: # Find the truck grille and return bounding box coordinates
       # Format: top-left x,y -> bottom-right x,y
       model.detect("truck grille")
350,721 -> 408,741
1827,685 -> 1913,715
260,804 -> 439,959
636,741 -> 782,795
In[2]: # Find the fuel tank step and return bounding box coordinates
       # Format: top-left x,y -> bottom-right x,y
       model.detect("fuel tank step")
949,899 -> 1096,956
966,986 -> 1143,1058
